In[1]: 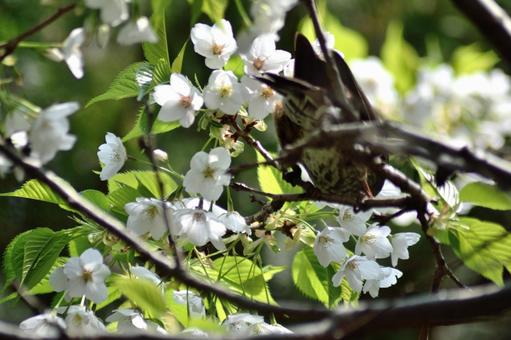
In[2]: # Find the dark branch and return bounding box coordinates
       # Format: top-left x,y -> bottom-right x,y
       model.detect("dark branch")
0,4 -> 76,62
451,0 -> 511,66
280,121 -> 511,192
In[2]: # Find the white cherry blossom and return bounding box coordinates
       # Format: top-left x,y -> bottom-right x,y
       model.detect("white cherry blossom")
125,198 -> 172,240
337,205 -> 372,236
29,102 -> 79,164
363,267 -> 403,298
50,248 -> 110,303
313,227 -> 349,267
241,76 -> 283,120
85,0 -> 129,27
219,211 -> 251,235
203,70 -> 244,115
64,306 -> 106,336
183,147 -> 231,201
171,208 -> 227,250
117,17 -> 158,45
223,313 -> 264,336
191,19 -> 237,69
390,232 -> 421,266
19,313 -> 66,338
97,132 -> 127,181
355,224 -> 393,259
130,266 -> 162,285
173,290 -> 205,318
249,0 -> 298,40
241,34 -> 291,75
350,57 -> 398,117
153,73 -> 203,127
224,313 -> 292,336
47,28 -> 85,79
332,256 -> 382,292
106,309 -> 167,334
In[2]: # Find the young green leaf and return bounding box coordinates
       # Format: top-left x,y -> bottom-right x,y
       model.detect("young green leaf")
202,0 -> 229,22
86,62 -> 148,107
0,179 -> 70,210
459,182 -> 511,211
107,170 -> 178,198
113,276 -> 166,318
292,247 -> 349,307
3,228 -> 71,290
381,21 -> 419,94
450,217 -> 511,286
452,44 -> 499,75
144,7 -> 171,69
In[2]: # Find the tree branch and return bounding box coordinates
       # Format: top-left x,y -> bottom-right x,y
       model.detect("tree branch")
450,0 -> 511,66
0,4 -> 76,62
280,121 -> 511,191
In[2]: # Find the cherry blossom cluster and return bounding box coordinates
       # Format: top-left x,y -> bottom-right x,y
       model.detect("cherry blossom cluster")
0,102 -> 79,178
46,1 -> 157,79
403,65 -> 511,150
314,204 -> 420,298
18,247 -> 290,337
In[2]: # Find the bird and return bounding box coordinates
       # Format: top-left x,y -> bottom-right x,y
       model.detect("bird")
257,33 -> 385,202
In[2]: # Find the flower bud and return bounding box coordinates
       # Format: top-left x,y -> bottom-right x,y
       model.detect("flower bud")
153,149 -> 168,162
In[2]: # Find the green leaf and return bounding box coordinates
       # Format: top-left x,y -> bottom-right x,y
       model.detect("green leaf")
86,62 -> 147,107
256,151 -> 300,195
123,106 -> 180,142
144,6 -> 171,69
202,0 -> 229,22
459,182 -> 511,211
113,276 -> 166,317
381,21 -> 419,94
224,54 -> 244,78
108,170 -> 178,198
299,12 -> 368,61
190,256 -> 278,304
450,217 -> 511,286
292,247 -> 349,307
0,179 -> 69,209
107,186 -> 140,215
452,44 -> 499,75
3,228 -> 71,290
81,189 -> 110,211
171,41 -> 188,73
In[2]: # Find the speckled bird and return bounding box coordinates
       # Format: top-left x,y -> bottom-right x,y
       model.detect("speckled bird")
258,34 -> 385,201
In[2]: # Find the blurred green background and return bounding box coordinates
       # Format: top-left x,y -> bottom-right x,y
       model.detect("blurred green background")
1,0 -> 510,338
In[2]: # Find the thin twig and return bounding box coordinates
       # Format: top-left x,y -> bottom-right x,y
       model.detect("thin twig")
0,4 -> 76,62
230,181 -> 415,210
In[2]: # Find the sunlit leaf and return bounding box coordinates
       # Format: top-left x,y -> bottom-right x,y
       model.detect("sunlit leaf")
86,62 -> 148,107
449,217 -> 511,286
107,170 -> 177,198
113,276 -> 166,317
452,44 -> 499,75
381,21 -> 419,93
459,182 -> 511,211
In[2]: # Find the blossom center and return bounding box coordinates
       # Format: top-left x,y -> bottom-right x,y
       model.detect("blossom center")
261,86 -> 274,99
253,57 -> 265,70
82,269 -> 93,283
212,43 -> 224,56
180,95 -> 193,109
318,235 -> 333,246
145,205 -> 159,218
218,85 -> 232,98
202,166 -> 216,178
